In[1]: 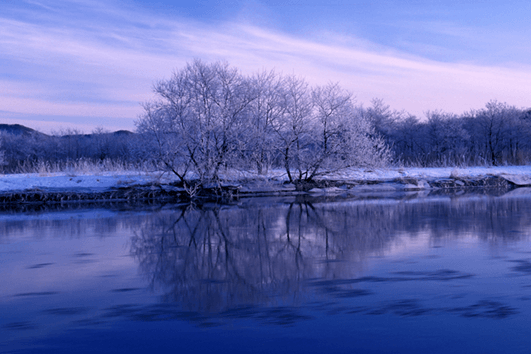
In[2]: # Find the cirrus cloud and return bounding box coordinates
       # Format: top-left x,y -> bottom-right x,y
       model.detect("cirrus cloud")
1,0 -> 531,133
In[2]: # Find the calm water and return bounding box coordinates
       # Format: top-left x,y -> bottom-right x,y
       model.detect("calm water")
2,191 -> 531,353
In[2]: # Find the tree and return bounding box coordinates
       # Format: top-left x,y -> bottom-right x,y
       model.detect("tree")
363,98 -> 401,144
137,60 -> 391,183
244,70 -> 283,175
137,59 -> 256,181
390,115 -> 424,165
424,110 -> 469,166
467,101 -> 518,166
270,75 -> 314,182
307,84 -> 389,179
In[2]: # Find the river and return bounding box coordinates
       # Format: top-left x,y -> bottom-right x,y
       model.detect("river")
2,191 -> 531,353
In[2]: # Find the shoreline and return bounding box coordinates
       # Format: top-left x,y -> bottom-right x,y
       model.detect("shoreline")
1,171 -> 531,208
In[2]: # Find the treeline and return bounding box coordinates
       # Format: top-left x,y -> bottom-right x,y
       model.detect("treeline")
137,60 -> 531,177
1,60 -> 531,176
367,99 -> 531,166
0,125 -> 145,173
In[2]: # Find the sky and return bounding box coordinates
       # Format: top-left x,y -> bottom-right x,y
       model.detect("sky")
2,0 -> 531,133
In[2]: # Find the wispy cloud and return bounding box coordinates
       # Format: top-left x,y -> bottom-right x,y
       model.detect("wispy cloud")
1,0 -> 531,133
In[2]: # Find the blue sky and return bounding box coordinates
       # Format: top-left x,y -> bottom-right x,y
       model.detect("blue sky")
2,0 -> 531,132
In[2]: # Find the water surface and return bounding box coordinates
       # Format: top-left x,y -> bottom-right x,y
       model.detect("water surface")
2,192 -> 531,353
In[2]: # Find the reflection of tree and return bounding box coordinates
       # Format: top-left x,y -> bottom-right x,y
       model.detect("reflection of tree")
130,202 -> 379,312
130,195 -> 531,313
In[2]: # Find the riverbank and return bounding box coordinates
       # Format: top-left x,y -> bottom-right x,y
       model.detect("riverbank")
1,166 -> 531,205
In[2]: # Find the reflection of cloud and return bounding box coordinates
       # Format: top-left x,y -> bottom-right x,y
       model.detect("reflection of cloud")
129,196 -> 531,314
2,1 -> 531,132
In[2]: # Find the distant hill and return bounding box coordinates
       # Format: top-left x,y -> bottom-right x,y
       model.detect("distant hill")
113,130 -> 134,136
0,124 -> 134,138
0,124 -> 48,137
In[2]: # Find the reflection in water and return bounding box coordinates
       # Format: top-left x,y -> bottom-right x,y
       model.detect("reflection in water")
3,194 -> 531,353
130,201 -> 407,312
130,195 -> 531,313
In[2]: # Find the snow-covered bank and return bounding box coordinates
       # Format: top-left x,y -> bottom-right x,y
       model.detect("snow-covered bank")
319,166 -> 531,182
1,166 -> 531,192
0,166 -> 531,204
0,171 -> 170,193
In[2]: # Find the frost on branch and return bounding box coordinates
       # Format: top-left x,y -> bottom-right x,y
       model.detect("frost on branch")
136,60 -> 390,183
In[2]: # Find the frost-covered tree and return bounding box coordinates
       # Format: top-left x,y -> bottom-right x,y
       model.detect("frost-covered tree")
137,60 -> 256,181
271,75 -> 314,182
244,70 -> 284,175
363,98 -> 401,144
137,60 -> 391,182
137,101 -> 191,181
307,83 -> 389,180
266,78 -> 389,182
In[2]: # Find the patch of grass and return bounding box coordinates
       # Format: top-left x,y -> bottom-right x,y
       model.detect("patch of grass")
11,158 -> 159,176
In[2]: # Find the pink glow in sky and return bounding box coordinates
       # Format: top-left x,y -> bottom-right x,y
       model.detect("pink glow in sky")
2,0 -> 531,133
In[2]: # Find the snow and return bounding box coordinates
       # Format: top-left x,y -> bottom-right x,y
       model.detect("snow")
0,171 -> 176,192
1,166 -> 531,193
319,166 -> 531,181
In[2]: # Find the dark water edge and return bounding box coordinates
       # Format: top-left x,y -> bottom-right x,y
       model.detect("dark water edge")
0,174 -> 522,208
3,190 -> 531,353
